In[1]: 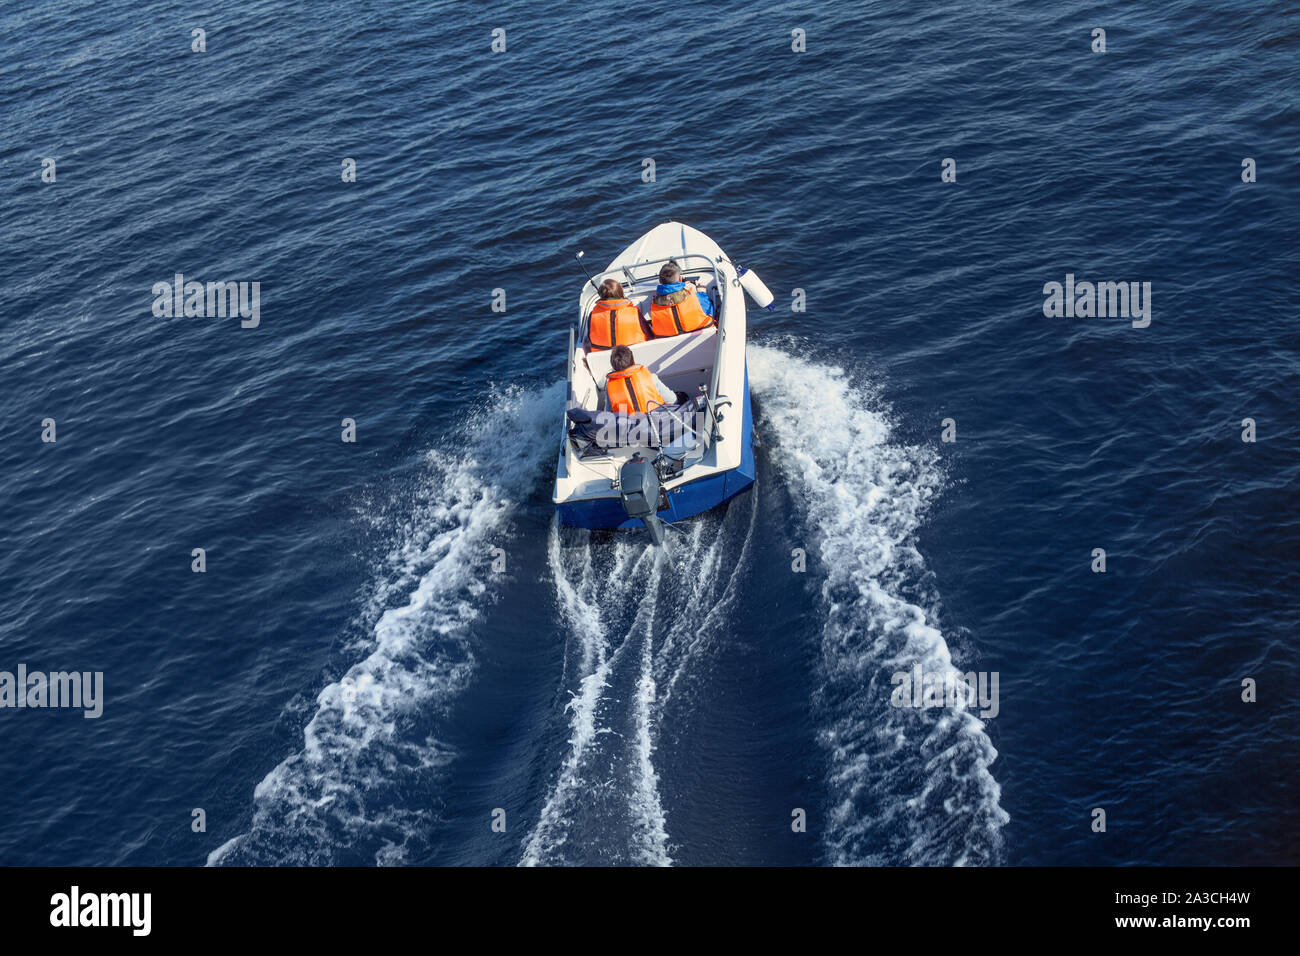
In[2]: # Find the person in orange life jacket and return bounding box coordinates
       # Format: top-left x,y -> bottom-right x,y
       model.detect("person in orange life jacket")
587,278 -> 648,351
600,345 -> 685,413
648,261 -> 715,337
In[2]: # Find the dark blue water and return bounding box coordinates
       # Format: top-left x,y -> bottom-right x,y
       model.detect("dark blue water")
1,0 -> 1296,866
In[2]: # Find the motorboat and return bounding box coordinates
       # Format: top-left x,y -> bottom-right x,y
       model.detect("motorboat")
552,222 -> 772,544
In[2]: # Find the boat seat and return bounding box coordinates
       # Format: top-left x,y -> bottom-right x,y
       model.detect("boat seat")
583,327 -> 718,382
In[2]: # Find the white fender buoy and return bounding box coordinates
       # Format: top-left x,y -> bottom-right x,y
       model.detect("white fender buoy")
737,267 -> 775,311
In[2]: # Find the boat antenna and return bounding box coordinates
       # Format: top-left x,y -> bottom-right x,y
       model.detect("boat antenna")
574,250 -> 600,291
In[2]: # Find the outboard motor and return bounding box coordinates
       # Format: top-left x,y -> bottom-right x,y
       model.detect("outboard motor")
736,266 -> 775,311
619,454 -> 666,546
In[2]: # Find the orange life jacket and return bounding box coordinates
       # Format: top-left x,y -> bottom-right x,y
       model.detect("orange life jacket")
606,364 -> 670,414
588,298 -> 645,350
649,287 -> 713,337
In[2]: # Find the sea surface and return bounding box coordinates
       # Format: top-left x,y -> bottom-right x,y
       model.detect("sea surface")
0,0 -> 1296,866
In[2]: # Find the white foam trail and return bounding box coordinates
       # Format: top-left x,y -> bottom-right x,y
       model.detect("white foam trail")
520,527 -> 670,866
522,486 -> 759,866
208,383 -> 561,866
749,343 -> 1009,866
631,623 -> 666,864
624,558 -> 671,866
654,488 -> 759,710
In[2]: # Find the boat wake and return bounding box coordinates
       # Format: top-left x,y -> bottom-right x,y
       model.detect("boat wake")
521,493 -> 758,866
207,384 -> 560,866
749,342 -> 1009,866
208,341 -> 1003,867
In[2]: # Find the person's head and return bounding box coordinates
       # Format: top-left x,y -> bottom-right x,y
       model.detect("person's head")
658,262 -> 681,284
598,278 -> 624,300
610,345 -> 634,371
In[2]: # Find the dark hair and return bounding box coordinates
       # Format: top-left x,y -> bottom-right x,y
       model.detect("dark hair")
598,278 -> 624,299
658,262 -> 681,283
610,345 -> 634,371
